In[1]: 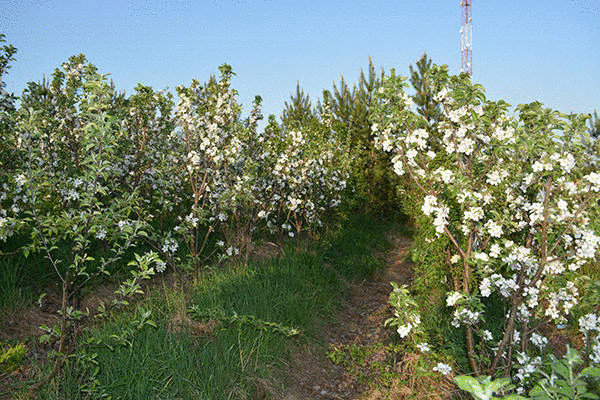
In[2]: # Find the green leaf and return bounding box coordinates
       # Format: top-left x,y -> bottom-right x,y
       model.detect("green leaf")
487,377 -> 511,393
553,362 -> 570,380
455,376 -> 484,396
580,367 -> 600,378
528,385 -> 545,396
582,393 -> 599,400
145,319 -> 157,328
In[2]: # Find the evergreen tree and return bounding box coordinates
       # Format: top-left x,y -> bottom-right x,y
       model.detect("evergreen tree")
353,58 -> 385,155
281,81 -> 316,129
329,58 -> 384,153
409,53 -> 442,124
328,59 -> 400,213
330,74 -> 353,132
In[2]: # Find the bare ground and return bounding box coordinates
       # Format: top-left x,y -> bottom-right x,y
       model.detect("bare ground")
278,234 -> 418,399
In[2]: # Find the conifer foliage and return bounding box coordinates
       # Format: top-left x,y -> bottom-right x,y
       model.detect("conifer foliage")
409,53 -> 442,124
282,81 -> 317,129
328,59 -> 400,212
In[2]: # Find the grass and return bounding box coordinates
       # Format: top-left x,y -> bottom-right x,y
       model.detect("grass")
0,250 -> 52,318
28,213 -> 394,399
191,249 -> 343,338
60,324 -> 279,399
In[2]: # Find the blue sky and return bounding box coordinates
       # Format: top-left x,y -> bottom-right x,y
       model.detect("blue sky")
1,0 -> 599,124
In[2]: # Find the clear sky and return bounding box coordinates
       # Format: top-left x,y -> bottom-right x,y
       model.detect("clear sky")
1,0 -> 599,124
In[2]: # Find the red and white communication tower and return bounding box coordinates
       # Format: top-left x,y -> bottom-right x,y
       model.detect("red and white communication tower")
460,0 -> 473,76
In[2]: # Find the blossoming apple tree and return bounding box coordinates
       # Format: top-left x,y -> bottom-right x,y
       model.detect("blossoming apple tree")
371,66 -> 600,382
1,57 -> 165,394
174,65 -> 348,264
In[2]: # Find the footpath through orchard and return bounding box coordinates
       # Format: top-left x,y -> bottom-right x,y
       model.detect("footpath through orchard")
281,234 -> 428,399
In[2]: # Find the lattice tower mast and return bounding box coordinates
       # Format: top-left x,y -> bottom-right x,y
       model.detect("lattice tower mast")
460,0 -> 473,76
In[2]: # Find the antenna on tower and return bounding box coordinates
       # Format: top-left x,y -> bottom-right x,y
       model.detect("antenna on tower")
461,0 -> 473,76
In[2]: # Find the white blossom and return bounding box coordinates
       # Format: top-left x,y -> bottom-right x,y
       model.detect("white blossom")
416,342 -> 430,353
433,362 -> 452,375
558,154 -> 575,174
435,167 -> 454,184
397,324 -> 412,338
446,292 -> 463,307
155,261 -> 167,273
464,206 -> 484,222
421,195 -> 438,217
185,213 -> 199,227
485,220 -> 503,238
486,170 -> 508,186
433,205 -> 449,235
584,172 -> 600,192
489,244 -> 502,258
391,154 -> 404,176
434,87 -> 449,102
579,314 -> 600,334
162,238 -> 178,254
591,340 -> 600,364
530,332 -> 547,349
480,278 -> 492,297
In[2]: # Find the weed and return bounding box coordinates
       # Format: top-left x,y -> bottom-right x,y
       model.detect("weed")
0,341 -> 27,373
327,342 -> 402,387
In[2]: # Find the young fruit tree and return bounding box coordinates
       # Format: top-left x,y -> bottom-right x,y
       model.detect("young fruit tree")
371,66 -> 600,387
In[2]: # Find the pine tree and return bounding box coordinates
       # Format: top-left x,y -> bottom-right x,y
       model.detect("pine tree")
330,74 -> 353,134
409,53 -> 442,124
354,58 -> 385,155
281,81 -> 316,129
329,58 -> 384,153
327,59 -> 400,212
0,34 -> 18,173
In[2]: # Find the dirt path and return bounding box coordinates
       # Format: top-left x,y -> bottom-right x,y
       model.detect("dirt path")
279,234 -> 414,399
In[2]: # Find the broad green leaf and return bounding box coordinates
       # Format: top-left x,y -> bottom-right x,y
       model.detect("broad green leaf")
580,367 -> 600,378
487,377 -> 511,393
455,376 -> 484,396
